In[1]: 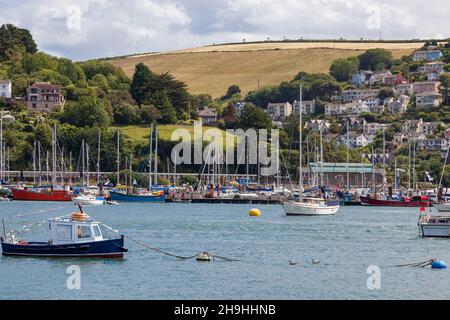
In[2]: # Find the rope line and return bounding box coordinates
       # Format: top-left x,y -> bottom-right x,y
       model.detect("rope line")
395,259 -> 436,267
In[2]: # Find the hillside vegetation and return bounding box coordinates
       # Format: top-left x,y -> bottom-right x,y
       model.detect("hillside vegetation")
109,42 -> 420,98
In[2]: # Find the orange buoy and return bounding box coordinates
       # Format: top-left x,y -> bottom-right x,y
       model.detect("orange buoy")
71,212 -> 89,221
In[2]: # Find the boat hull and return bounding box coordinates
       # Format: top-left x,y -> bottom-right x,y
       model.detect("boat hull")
109,191 -> 165,203
12,189 -> 72,202
419,224 -> 450,237
283,201 -> 339,216
1,236 -> 126,258
73,197 -> 105,206
433,203 -> 450,212
360,196 -> 430,207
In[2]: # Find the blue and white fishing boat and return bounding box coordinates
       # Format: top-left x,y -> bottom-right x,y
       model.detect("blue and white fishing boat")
1,206 -> 127,258
108,188 -> 166,203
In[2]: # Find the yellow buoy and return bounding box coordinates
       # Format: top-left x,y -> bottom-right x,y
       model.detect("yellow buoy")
249,208 -> 261,217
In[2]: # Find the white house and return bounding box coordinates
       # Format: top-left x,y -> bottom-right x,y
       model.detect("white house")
396,83 -> 413,96
0,80 -> 12,99
305,119 -> 331,133
341,89 -> 379,103
266,102 -> 292,120
385,95 -> 410,114
340,131 -> 371,148
363,123 -> 388,135
416,92 -> 443,109
293,100 -> 316,114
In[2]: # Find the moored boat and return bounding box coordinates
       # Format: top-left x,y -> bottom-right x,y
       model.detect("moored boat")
418,213 -> 450,237
360,195 -> 430,207
109,190 -> 165,203
12,186 -> 72,202
283,197 -> 340,216
73,194 -> 105,206
1,207 -> 127,258
433,202 -> 450,212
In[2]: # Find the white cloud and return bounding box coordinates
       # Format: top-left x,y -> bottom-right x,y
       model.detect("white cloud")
0,0 -> 448,60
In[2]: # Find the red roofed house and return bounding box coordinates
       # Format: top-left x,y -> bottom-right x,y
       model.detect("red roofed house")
26,82 -> 65,113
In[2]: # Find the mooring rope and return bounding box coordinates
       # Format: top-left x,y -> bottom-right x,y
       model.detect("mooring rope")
102,223 -> 239,261
395,259 -> 435,267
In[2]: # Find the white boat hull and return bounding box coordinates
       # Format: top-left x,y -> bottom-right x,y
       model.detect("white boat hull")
420,224 -> 450,237
73,197 -> 104,206
283,201 -> 339,216
433,203 -> 450,212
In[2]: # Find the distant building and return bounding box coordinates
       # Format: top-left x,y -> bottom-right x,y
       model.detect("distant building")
419,61 -> 445,74
363,123 -> 388,135
416,92 -> 443,109
352,70 -> 375,86
26,82 -> 64,113
340,131 -> 371,148
347,117 -> 367,131
383,74 -> 407,86
0,80 -> 12,99
412,81 -> 440,95
417,138 -> 449,151
341,89 -> 379,103
266,102 -> 292,121
396,83 -> 413,96
198,108 -> 218,126
412,50 -> 443,62
292,100 -> 316,114
305,119 -> 330,133
384,95 -> 410,114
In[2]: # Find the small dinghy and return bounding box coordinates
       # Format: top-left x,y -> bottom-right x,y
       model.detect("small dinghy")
1,205 -> 127,258
73,194 -> 105,206
106,200 -> 119,205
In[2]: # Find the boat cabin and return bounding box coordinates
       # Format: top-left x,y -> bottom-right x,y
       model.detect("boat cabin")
49,213 -> 104,245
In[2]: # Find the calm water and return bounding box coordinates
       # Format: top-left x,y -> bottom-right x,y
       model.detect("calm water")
0,201 -> 449,300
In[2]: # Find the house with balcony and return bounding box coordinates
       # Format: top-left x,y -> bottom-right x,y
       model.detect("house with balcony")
417,138 -> 449,151
26,82 -> 65,113
347,117 -> 367,131
266,102 -> 292,121
198,108 -> 218,126
363,123 -> 388,135
396,83 -> 414,96
293,99 -> 316,114
341,89 -> 380,103
340,131 -> 372,148
416,92 -> 443,109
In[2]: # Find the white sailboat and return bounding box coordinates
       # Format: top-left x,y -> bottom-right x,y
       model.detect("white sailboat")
283,82 -> 340,216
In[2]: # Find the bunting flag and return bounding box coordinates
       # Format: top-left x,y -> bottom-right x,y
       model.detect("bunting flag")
425,171 -> 434,182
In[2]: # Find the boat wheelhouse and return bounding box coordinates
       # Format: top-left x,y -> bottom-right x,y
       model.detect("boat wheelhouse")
418,214 -> 450,237
1,209 -> 126,258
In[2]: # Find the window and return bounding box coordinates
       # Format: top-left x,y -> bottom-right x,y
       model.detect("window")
93,225 -> 101,237
77,225 -> 92,239
56,225 -> 72,241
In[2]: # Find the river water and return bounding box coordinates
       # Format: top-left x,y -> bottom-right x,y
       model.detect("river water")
0,202 -> 449,300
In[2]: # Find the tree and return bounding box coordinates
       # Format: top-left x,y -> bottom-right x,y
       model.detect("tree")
130,63 -> 157,105
222,84 -> 241,100
139,105 -> 162,124
237,104 -> 272,130
151,91 -> 177,124
0,24 -> 37,61
113,103 -> 139,125
222,103 -> 238,128
329,58 -> 359,82
359,49 -> 394,70
61,97 -> 110,127
378,87 -> 395,101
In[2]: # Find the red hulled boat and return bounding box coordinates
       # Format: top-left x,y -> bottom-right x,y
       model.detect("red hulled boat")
360,195 -> 430,207
12,186 -> 72,202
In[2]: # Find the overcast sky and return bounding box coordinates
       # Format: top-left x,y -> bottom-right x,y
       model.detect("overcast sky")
0,0 -> 448,61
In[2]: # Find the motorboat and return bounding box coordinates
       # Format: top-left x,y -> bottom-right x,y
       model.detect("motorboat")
73,194 -> 105,206
418,213 -> 450,237
283,197 -> 340,216
433,202 -> 450,212
1,207 -> 127,258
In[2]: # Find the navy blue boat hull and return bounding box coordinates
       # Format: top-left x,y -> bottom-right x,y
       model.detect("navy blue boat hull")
109,191 -> 166,203
1,236 -> 126,258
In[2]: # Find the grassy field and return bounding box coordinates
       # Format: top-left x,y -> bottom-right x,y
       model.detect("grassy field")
111,124 -> 235,146
108,41 -> 422,98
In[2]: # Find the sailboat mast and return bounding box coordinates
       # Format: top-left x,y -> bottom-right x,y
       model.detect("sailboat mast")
408,141 -> 411,196
382,126 -> 386,193
52,125 -> 57,186
148,124 -> 153,189
117,130 -> 120,186
299,82 -> 303,201
38,141 -> 41,186
33,140 -> 36,185
346,120 -> 349,190
154,126 -> 158,186
86,144 -> 90,187
97,130 -> 101,186
81,140 -> 85,187
0,115 -> 3,183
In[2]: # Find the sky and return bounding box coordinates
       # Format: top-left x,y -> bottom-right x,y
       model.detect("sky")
0,0 -> 448,61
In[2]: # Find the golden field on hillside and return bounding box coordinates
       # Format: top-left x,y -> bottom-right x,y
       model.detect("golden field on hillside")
108,42 -> 423,98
